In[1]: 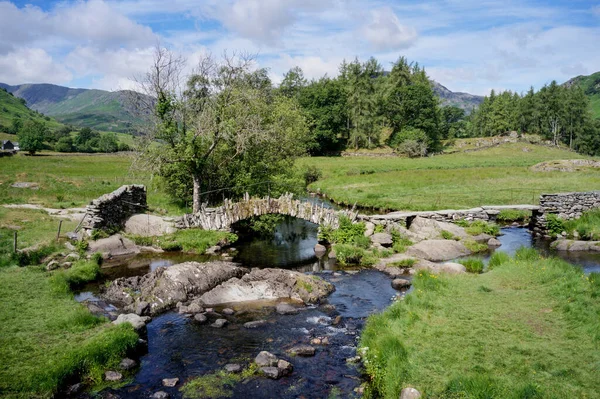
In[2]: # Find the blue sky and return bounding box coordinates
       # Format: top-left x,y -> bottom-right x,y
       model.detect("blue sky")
0,0 -> 598,95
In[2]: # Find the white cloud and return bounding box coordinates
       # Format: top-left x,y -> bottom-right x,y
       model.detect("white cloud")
0,0 -> 156,55
0,48 -> 72,84
362,7 -> 418,51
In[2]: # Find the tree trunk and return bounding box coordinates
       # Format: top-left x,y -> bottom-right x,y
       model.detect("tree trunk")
193,174 -> 201,213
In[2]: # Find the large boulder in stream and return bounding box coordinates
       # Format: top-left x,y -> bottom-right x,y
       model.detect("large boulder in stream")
408,217 -> 469,242
551,240 -> 600,252
406,239 -> 470,262
198,268 -> 334,306
88,234 -> 140,259
124,214 -> 177,236
103,261 -> 248,315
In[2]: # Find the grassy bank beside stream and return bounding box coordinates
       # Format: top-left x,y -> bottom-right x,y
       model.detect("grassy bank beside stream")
360,249 -> 600,398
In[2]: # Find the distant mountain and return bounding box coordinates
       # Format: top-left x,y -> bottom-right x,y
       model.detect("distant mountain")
563,71 -> 600,119
431,82 -> 484,113
0,87 -> 64,133
0,83 -> 152,133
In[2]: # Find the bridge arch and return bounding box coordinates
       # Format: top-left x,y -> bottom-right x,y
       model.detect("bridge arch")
177,193 -> 353,231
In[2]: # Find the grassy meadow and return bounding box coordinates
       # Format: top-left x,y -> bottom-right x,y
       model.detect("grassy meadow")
361,249 -> 600,398
301,143 -> 600,211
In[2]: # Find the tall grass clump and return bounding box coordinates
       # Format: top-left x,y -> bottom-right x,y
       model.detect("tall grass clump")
459,258 -> 484,273
464,220 -> 500,236
563,209 -> 600,241
488,251 -> 510,269
497,209 -> 531,224
50,258 -> 101,293
335,244 -> 377,267
360,249 -> 600,398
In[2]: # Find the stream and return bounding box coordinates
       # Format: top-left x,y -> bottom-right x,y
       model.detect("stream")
76,205 -> 600,398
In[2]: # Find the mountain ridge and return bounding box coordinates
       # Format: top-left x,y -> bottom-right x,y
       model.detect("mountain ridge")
562,71 -> 600,118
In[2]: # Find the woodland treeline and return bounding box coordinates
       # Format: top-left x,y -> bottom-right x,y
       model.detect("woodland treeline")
282,58 -> 600,156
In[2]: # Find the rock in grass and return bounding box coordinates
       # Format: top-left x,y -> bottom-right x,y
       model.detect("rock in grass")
287,344 -> 316,357
222,308 -> 235,315
400,387 -> 422,399
46,260 -> 60,271
244,320 -> 267,329
370,233 -> 393,247
255,351 -> 278,367
119,358 -> 137,371
225,363 -> 242,373
162,377 -> 179,387
105,371 -> 123,381
391,279 -> 411,290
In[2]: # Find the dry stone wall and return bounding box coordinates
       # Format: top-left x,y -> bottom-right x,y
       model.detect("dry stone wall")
532,191 -> 600,236
82,185 -> 147,233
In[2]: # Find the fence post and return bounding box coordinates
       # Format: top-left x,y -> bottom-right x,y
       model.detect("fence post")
56,220 -> 63,241
13,231 -> 17,253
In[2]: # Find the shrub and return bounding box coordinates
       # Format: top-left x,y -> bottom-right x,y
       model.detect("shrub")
563,209 -> 600,241
333,216 -> 366,244
374,224 -> 385,234
389,258 -> 417,268
391,230 -> 413,253
546,214 -> 565,237
303,165 -> 322,186
334,244 -> 377,266
397,139 -> 428,158
459,258 -> 484,273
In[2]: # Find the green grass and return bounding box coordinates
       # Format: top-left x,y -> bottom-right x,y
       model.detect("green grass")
458,258 -> 484,273
152,229 -> 237,253
389,258 -> 417,268
301,143 -> 600,211
0,152 -> 184,214
497,209 -> 532,223
360,249 -> 600,398
563,209 -> 600,241
0,89 -> 64,132
0,265 -> 139,398
180,364 -> 258,399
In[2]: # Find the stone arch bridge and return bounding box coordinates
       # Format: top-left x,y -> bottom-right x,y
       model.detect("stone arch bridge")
176,193 -> 356,231
175,193 -> 545,232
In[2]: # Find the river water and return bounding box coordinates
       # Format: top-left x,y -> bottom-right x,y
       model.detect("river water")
83,211 -> 599,398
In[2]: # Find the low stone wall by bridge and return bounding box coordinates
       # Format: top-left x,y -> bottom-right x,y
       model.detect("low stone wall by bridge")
177,193 -> 355,231
532,191 -> 600,236
81,185 -> 147,233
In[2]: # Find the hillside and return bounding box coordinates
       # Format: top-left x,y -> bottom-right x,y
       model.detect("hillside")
563,71 -> 600,118
0,88 -> 63,133
0,83 -> 152,133
432,81 -> 484,113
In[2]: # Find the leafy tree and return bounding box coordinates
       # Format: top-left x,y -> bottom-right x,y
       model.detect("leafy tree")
54,136 -> 74,152
75,127 -> 100,148
18,120 -> 47,155
8,118 -> 22,135
440,106 -> 466,139
137,48 -> 310,212
97,133 -> 119,153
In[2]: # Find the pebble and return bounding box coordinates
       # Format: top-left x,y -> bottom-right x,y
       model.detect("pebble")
118,358 -> 137,371
162,378 -> 179,387
104,371 -> 123,381
211,318 -> 228,328
225,363 -> 242,373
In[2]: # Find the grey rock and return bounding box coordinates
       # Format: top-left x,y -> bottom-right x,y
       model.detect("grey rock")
370,233 -> 393,247
287,344 -> 316,356
112,313 -> 151,331
406,240 -> 470,262
135,301 -> 149,316
61,262 -> 72,269
222,308 -> 235,315
260,367 -> 281,379
438,262 -> 467,274
488,237 -> 502,247
277,359 -> 293,376
332,315 -> 342,325
199,268 -> 333,306
205,246 -> 221,255
104,371 -> 123,381
391,279 -> 411,290
150,392 -> 170,399
244,320 -> 267,329
255,351 -> 278,367
194,313 -> 208,323
225,363 -> 242,373
46,260 -> 60,271
400,387 -> 422,399
314,243 -> 327,256
328,248 -> 336,259
87,234 -> 140,259
124,214 -> 176,237
211,318 -> 228,328
103,261 -> 247,315
162,377 -> 179,387
186,303 -> 204,314
119,358 -> 137,371
276,303 -> 300,315
65,252 -> 80,261
66,383 -> 84,396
